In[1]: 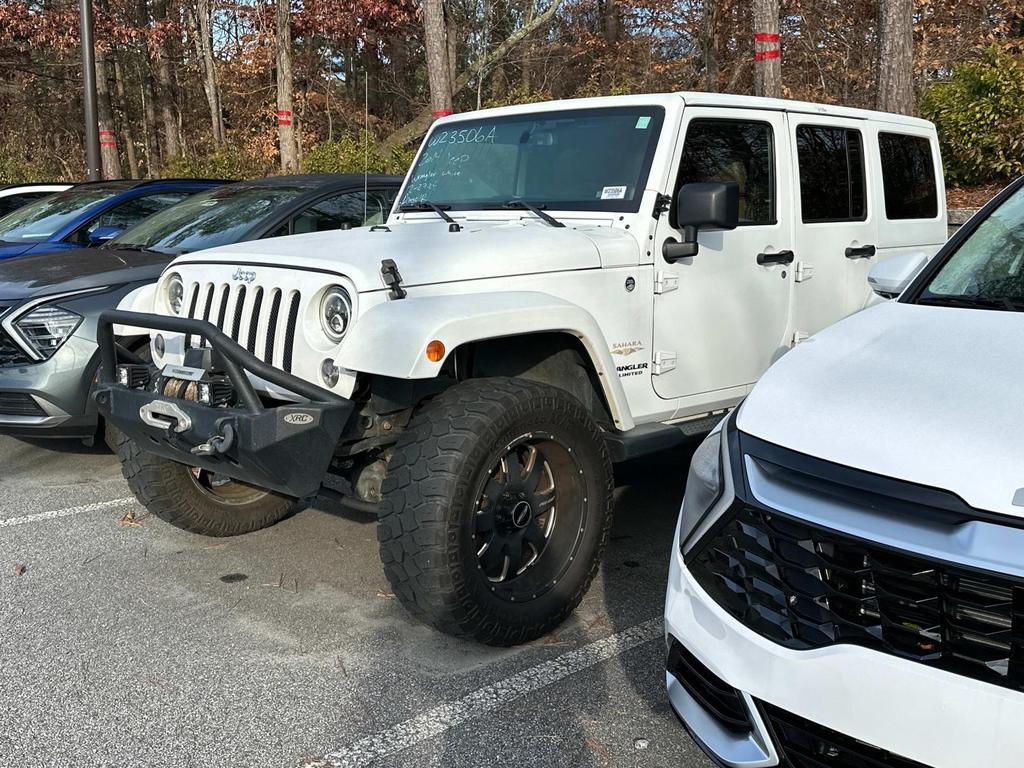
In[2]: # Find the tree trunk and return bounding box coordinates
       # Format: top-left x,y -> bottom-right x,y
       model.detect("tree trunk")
602,0 -> 619,44
95,47 -> 123,179
423,0 -> 453,115
194,0 -> 225,144
151,0 -> 181,161
752,0 -> 781,98
877,0 -> 915,114
112,53 -> 140,178
276,0 -> 298,172
699,0 -> 719,91
384,0 -> 562,149
136,0 -> 158,174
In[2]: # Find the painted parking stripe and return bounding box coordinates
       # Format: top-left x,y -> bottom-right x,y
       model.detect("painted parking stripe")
302,617 -> 663,768
0,497 -> 136,528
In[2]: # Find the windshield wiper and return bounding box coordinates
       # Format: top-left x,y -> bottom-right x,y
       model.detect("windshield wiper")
917,295 -> 1024,312
502,199 -> 565,228
398,201 -> 462,232
111,243 -> 171,255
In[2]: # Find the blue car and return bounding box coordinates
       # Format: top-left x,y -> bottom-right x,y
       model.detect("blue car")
0,178 -> 226,261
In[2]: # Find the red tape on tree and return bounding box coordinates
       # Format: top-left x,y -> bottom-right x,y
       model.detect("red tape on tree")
754,32 -> 781,62
431,110 -> 454,118
99,129 -> 116,148
277,109 -> 292,126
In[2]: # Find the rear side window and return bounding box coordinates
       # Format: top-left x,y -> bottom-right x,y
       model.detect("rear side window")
676,120 -> 776,226
878,133 -> 938,220
77,191 -> 191,243
796,125 -> 866,222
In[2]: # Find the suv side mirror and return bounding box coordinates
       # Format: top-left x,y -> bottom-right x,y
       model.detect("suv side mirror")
88,226 -> 123,246
868,251 -> 928,299
663,182 -> 740,262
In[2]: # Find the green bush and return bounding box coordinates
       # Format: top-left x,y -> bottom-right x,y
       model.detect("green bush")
922,48 -> 1024,185
0,152 -> 53,183
163,145 -> 271,180
303,132 -> 413,176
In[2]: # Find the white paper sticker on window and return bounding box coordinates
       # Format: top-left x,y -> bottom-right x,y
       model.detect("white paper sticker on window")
601,185 -> 627,200
635,116 -> 651,129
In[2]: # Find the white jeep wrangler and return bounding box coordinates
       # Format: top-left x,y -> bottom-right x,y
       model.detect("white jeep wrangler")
96,93 -> 947,644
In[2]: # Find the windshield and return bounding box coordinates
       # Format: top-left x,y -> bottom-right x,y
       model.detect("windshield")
921,184 -> 1024,308
0,188 -> 120,242
400,106 -> 665,213
110,185 -> 308,254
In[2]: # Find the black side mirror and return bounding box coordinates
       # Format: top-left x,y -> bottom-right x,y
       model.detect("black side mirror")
663,182 -> 740,262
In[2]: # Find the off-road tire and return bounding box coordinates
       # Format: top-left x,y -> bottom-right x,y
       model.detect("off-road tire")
377,377 -> 614,645
116,433 -> 300,536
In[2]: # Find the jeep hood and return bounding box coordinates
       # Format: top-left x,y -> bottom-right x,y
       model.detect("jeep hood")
738,300 -> 1024,517
0,247 -> 171,300
172,220 -> 635,291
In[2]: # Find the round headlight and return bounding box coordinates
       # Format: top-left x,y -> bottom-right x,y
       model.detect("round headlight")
166,273 -> 184,315
320,286 -> 352,342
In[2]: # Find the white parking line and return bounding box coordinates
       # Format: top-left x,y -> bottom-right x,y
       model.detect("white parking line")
0,497 -> 136,528
302,616 -> 664,768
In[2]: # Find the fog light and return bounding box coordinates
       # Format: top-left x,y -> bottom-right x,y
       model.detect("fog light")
117,366 -> 130,386
198,382 -> 212,405
321,358 -> 340,388
426,339 -> 445,362
153,333 -> 165,358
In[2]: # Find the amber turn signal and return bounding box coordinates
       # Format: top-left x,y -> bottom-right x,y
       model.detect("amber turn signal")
426,339 -> 446,362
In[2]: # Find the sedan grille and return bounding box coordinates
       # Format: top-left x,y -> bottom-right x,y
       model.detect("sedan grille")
182,282 -> 301,373
690,503 -> 1024,692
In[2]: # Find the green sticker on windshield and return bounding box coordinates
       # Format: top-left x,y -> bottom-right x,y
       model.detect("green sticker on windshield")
635,116 -> 651,129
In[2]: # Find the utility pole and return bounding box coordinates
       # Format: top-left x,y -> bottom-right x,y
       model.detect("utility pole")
80,0 -> 101,180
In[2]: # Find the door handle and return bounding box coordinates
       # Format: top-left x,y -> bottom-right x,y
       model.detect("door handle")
756,249 -> 794,266
845,244 -> 876,259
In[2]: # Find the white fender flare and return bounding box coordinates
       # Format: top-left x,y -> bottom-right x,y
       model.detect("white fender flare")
340,291 -> 635,431
112,282 -> 157,338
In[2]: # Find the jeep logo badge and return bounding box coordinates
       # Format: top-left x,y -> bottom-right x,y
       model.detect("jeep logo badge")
232,268 -> 256,283
283,412 -> 314,425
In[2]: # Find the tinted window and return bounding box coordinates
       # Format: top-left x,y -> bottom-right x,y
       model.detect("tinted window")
796,126 -> 866,222
112,185 -> 310,254
0,188 -> 120,242
0,192 -> 52,218
878,133 -> 938,220
279,188 -> 399,236
400,107 -> 665,213
78,192 -> 191,243
677,120 -> 775,226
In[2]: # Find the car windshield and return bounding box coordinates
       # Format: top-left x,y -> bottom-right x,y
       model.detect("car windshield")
110,184 -> 309,254
399,106 -> 665,213
921,185 -> 1024,310
0,187 -> 120,242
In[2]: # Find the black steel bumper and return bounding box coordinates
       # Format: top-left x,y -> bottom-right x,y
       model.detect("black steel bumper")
93,310 -> 354,499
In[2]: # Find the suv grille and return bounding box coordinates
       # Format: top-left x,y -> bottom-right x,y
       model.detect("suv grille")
182,282 -> 302,373
757,700 -> 930,768
690,503 -> 1024,692
0,303 -> 30,367
0,392 -> 46,416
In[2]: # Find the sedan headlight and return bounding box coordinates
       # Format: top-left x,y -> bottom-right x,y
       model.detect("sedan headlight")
14,305 -> 82,359
320,286 -> 352,342
678,425 -> 724,551
165,272 -> 184,315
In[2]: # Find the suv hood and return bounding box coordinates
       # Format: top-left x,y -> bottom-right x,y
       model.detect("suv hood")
738,300 -> 1024,518
172,220 -> 635,291
0,247 -> 171,300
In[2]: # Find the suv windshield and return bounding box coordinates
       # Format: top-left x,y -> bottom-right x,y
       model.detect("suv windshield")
0,188 -> 120,242
111,184 -> 308,254
400,106 -> 665,213
921,184 -> 1024,309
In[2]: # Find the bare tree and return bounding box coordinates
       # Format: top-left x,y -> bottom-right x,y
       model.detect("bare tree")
877,0 -> 915,114
423,0 -> 454,115
193,0 -> 225,144
753,0 -> 781,98
112,54 -> 140,178
151,0 -> 181,162
95,47 -> 123,179
276,0 -> 298,172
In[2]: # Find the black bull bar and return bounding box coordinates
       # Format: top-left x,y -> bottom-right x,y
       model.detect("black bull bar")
94,310 -> 355,499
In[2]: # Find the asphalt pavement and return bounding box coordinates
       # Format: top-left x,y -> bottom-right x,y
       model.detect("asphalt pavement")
0,434 -> 713,768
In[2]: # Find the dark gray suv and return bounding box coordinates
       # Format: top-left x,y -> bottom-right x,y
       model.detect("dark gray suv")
0,173 -> 401,442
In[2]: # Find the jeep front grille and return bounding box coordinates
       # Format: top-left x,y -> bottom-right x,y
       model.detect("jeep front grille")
689,502 -> 1024,692
182,281 -> 301,373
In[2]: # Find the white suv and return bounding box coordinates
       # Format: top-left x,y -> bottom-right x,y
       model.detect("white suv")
665,181 -> 1024,767
95,93 -> 947,645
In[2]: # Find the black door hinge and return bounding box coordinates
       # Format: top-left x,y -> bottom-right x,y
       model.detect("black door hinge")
380,258 -> 407,300
653,193 -> 672,220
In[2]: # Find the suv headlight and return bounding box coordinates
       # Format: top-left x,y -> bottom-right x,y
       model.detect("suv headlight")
320,286 -> 352,342
678,425 -> 724,551
14,305 -> 83,359
165,272 -> 184,315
